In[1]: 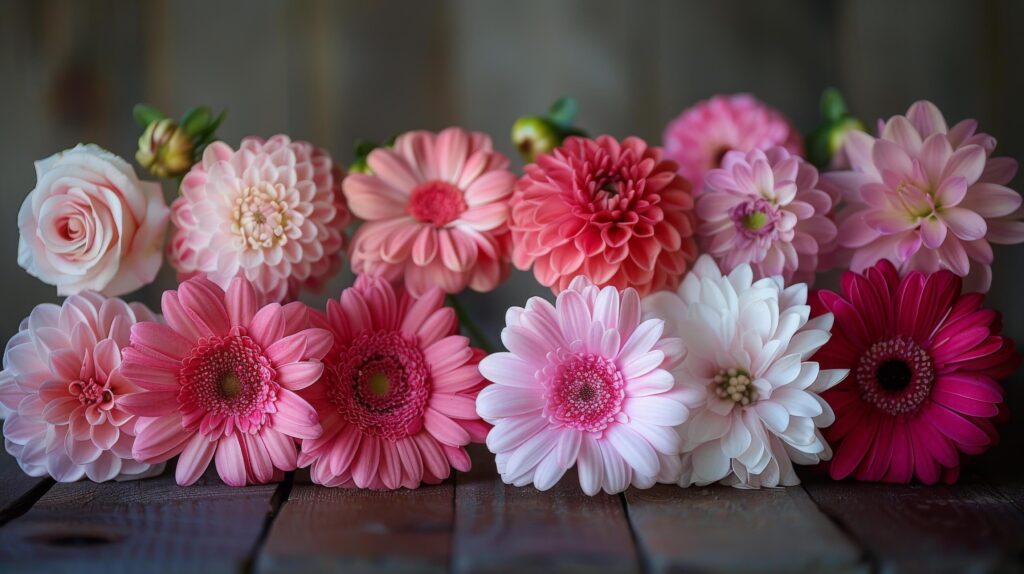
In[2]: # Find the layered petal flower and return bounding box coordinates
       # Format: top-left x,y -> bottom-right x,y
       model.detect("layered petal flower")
644,255 -> 847,488
120,276 -> 331,486
298,276 -> 487,489
477,276 -> 688,494
812,259 -> 1019,484
0,292 -> 163,482
511,135 -> 698,297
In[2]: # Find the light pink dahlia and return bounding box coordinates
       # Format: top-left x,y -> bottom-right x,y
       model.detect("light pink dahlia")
510,135 -> 698,297
119,276 -> 332,486
298,276 -> 488,489
344,128 -> 515,296
826,100 -> 1024,292
663,94 -> 804,189
477,276 -> 689,494
697,147 -> 838,285
0,292 -> 162,482
168,135 -> 350,303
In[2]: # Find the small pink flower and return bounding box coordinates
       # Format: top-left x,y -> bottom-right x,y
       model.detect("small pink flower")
826,100 -> 1024,292
663,94 -> 804,189
697,147 -> 838,285
511,135 -> 698,297
477,276 -> 689,494
0,292 -> 162,482
18,144 -> 170,296
168,135 -> 350,303
344,128 -> 515,296
119,276 -> 332,486
298,276 -> 487,489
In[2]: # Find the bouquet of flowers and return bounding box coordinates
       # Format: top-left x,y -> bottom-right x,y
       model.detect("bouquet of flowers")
2,91 -> 1020,492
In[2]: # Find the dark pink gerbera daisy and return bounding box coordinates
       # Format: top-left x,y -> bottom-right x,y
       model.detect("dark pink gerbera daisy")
812,259 -> 1019,484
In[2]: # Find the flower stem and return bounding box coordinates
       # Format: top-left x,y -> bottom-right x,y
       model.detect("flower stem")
446,294 -> 496,354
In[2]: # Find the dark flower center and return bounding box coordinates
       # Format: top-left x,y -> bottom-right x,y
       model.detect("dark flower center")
855,337 -> 934,416
876,360 -> 913,392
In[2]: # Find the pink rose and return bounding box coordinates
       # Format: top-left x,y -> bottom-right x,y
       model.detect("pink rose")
18,144 -> 170,296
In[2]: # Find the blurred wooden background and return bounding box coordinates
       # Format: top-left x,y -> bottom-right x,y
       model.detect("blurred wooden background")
1,0 -> 1021,348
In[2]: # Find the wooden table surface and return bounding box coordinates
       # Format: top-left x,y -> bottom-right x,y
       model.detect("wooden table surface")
0,443 -> 1021,574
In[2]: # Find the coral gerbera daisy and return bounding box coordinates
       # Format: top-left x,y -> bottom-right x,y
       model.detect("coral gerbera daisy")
477,276 -> 689,494
643,255 -> 847,488
0,292 -> 162,482
825,100 -> 1024,292
297,277 -> 488,489
344,128 -> 515,297
119,276 -> 332,486
697,146 -> 838,285
168,134 -> 350,303
510,135 -> 698,297
663,94 -> 804,189
812,259 -> 1019,484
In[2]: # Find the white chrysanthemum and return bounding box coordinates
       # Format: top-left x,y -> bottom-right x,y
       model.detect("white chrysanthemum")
643,255 -> 848,488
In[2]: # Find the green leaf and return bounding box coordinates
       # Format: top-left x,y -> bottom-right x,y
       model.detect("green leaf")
820,88 -> 848,122
193,109 -> 227,146
353,140 -> 379,156
132,104 -> 164,128
547,97 -> 578,127
181,106 -> 212,137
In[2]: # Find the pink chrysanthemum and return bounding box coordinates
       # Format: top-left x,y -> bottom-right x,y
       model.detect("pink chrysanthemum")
510,135 -> 698,297
344,128 -> 515,297
697,147 -> 838,285
825,100 -> 1024,292
298,277 -> 488,489
119,276 -> 332,486
168,135 -> 350,303
663,94 -> 804,189
0,293 -> 161,482
477,276 -> 689,494
812,260 -> 1020,484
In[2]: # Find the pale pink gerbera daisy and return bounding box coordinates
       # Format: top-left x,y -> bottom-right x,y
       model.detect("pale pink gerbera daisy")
826,100 -> 1024,292
697,147 -> 838,285
344,128 -> 515,296
0,292 -> 162,482
298,277 -> 488,489
477,276 -> 689,494
168,135 -> 350,302
119,276 -> 332,486
663,94 -> 804,189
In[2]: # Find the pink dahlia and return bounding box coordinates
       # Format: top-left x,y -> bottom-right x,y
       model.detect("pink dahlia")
663,94 -> 804,189
826,100 -> 1024,292
0,293 -> 161,482
119,276 -> 332,486
477,276 -> 689,494
298,277 -> 488,489
168,135 -> 350,302
344,128 -> 515,296
510,135 -> 698,297
812,260 -> 1019,484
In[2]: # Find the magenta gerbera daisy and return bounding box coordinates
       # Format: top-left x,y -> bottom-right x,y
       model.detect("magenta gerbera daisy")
119,276 -> 332,486
297,276 -> 488,489
812,259 -> 1020,484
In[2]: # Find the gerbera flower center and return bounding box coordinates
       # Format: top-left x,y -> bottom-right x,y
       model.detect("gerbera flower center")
546,354 -> 625,432
408,180 -> 467,227
232,181 -> 294,250
713,368 -> 758,406
178,333 -> 278,434
730,199 -> 779,238
326,330 -> 430,441
69,378 -> 113,407
855,337 -> 934,415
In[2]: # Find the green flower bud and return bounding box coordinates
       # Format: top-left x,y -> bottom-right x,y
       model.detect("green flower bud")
512,116 -> 560,163
136,118 -> 194,178
807,116 -> 867,168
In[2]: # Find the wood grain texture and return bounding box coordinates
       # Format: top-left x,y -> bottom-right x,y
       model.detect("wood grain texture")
625,484 -> 866,574
256,473 -> 454,574
452,444 -> 639,574
0,453 -> 52,526
0,467 -> 281,574
802,476 -> 1024,573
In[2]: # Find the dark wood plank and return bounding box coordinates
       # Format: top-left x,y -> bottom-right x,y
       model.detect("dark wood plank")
0,466 -> 282,574
452,444 -> 639,574
0,452 -> 53,526
256,471 -> 454,574
802,475 -> 1024,573
625,484 -> 866,574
